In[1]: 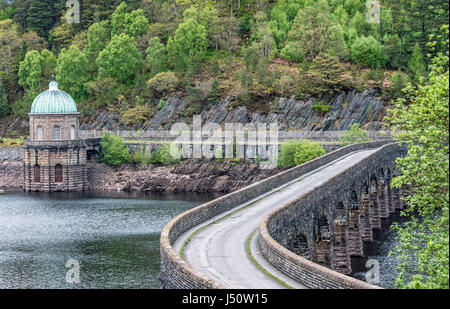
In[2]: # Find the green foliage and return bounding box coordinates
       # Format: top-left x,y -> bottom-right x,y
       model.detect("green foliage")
158,99 -> 165,110
167,18 -> 208,72
99,133 -> 132,166
287,0 -> 347,61
97,33 -> 142,85
111,1 -> 128,36
121,105 -> 152,127
150,144 -> 181,165
145,37 -> 167,77
55,46 -> 90,101
18,50 -> 42,94
124,9 -> 149,38
147,71 -> 179,95
293,141 -> 326,166
0,75 -> 9,118
280,41 -> 303,63
311,101 -> 331,115
351,36 -> 386,69
386,30 -> 449,288
305,53 -> 350,95
83,21 -> 110,69
338,123 -> 372,146
207,79 -> 220,105
278,139 -> 325,169
388,71 -> 409,99
408,43 -> 427,84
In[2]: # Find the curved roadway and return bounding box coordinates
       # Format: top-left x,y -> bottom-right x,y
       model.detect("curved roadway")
173,148 -> 380,289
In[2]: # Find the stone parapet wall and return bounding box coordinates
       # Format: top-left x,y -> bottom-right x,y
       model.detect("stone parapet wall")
160,141 -> 393,289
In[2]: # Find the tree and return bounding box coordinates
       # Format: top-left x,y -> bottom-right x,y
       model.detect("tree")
0,19 -> 21,74
305,53 -> 349,95
26,0 -> 57,39
55,46 -> 90,101
245,12 -> 276,60
0,74 -> 9,118
167,18 -> 208,72
287,0 -> 347,61
40,49 -> 57,82
111,1 -> 128,36
385,26 -> 449,289
338,123 -> 372,146
207,79 -> 220,105
145,37 -> 167,77
83,21 -> 110,69
124,9 -> 149,38
21,31 -> 47,52
183,4 -> 220,49
18,50 -> 42,95
96,33 -> 142,85
99,133 -> 132,166
350,35 -> 386,68
408,43 -> 426,84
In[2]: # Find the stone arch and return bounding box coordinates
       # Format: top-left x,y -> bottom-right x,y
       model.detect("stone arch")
347,188 -> 363,257
359,182 -> 373,242
314,207 -> 332,267
34,164 -> 40,183
334,201 -> 347,225
369,174 -> 381,230
292,232 -> 309,259
332,200 -> 351,274
55,164 -> 63,183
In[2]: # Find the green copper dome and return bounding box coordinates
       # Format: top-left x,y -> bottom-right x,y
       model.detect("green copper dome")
30,81 -> 78,114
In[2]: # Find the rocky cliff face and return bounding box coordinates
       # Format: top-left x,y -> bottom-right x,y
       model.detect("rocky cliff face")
88,159 -> 281,193
81,89 -> 386,131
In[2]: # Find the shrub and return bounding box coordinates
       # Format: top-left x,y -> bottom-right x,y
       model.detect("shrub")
121,105 -> 152,127
151,144 -> 181,165
311,101 -> 331,114
294,142 -> 326,166
278,140 -> 325,168
132,148 -> 153,165
339,123 -> 373,146
99,133 -> 132,166
147,72 -> 179,95
350,35 -> 386,68
278,139 -> 325,169
158,99 -> 165,110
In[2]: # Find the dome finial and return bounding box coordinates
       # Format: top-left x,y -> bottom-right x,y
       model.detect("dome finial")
49,77 -> 58,91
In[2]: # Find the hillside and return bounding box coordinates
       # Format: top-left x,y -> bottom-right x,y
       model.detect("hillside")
0,0 -> 448,136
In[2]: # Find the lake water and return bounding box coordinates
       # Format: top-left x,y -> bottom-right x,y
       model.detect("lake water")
0,191 -> 219,289
0,191 -> 404,289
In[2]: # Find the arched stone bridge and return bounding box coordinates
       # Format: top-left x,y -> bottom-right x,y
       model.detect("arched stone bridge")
159,142 -> 407,289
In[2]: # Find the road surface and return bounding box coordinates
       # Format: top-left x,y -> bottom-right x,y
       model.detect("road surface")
173,148 -> 379,289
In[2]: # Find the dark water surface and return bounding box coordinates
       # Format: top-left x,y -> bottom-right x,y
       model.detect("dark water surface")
0,191 -> 219,289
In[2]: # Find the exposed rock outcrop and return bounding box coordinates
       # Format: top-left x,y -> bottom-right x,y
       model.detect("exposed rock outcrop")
87,160 -> 280,193
81,89 -> 386,131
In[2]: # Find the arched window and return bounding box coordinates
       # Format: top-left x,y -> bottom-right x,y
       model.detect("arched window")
55,164 -> 63,183
70,125 -> 76,140
34,164 -> 40,182
53,126 -> 61,140
37,126 -> 43,141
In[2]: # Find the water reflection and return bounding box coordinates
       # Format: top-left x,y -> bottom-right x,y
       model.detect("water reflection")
0,191 -> 219,289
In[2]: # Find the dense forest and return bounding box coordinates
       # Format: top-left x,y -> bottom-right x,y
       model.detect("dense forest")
0,0 -> 448,123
